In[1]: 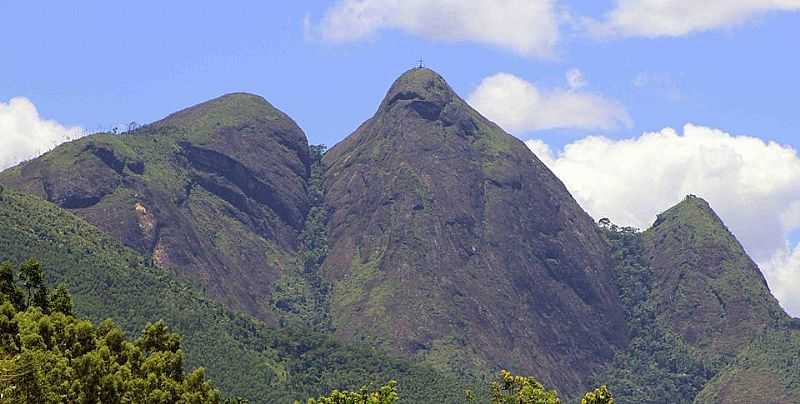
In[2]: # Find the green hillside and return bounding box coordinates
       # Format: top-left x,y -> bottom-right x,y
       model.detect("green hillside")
695,328 -> 800,404
0,186 -> 469,403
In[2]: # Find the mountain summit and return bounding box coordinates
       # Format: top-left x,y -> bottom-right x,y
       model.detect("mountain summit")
322,68 -> 627,397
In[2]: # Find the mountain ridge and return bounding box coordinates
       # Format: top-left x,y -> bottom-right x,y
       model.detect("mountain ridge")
1,68 -> 797,403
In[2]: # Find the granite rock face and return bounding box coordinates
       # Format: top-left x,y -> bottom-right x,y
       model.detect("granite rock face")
322,68 -> 628,397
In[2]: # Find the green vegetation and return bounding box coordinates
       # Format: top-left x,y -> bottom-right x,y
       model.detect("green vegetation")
581,386 -> 615,404
0,188 -> 471,402
694,328 -> 800,403
272,145 -> 332,331
0,260 -> 220,403
299,381 -> 398,404
595,223 -> 717,404
301,371 -> 615,404
484,370 -> 561,404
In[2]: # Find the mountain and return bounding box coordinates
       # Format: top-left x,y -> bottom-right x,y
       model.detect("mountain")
321,68 -> 628,398
0,93 -> 311,325
2,68 -> 798,403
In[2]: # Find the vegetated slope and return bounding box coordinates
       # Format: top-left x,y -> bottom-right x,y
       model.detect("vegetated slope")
322,68 -> 628,399
0,93 -> 312,325
597,195 -> 795,404
694,327 -> 800,404
0,187 -> 471,403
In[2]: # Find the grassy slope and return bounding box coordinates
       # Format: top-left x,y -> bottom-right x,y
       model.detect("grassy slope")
0,187 -> 469,403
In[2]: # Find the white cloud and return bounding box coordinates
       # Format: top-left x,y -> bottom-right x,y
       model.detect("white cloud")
0,97 -> 85,171
590,0 -> 800,37
525,124 -> 800,316
761,244 -> 800,317
468,72 -> 631,132
312,0 -> 560,57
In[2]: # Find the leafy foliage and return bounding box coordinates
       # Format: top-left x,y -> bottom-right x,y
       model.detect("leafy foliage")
486,370 -> 561,404
582,385 -> 615,404
306,371 -> 615,404
299,381 -> 399,404
0,262 -> 220,403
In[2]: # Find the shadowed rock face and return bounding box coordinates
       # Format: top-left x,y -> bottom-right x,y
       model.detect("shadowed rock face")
0,93 -> 311,324
322,68 -> 628,397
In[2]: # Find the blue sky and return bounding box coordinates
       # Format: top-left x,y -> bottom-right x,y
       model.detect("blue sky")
2,1 -> 798,148
3,0 -> 800,315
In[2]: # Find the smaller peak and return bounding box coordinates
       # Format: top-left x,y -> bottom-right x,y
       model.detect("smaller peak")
191,92 -> 274,111
675,194 -> 713,211
379,67 -> 455,110
652,194 -> 725,231
214,92 -> 269,103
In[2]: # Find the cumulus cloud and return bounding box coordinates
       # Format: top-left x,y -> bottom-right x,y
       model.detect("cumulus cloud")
0,97 -> 85,170
525,124 -> 800,316
312,0 -> 560,57
761,244 -> 800,317
468,72 -> 631,132
589,0 -> 800,37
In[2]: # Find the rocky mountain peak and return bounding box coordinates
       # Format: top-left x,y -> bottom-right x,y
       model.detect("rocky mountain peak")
644,195 -> 788,356
379,68 -> 455,112
652,194 -> 726,231
322,67 -> 628,398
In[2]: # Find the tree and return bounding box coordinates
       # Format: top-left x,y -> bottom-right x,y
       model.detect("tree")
489,370 -> 560,404
138,320 -> 182,353
301,381 -> 399,404
1,288 -> 222,403
0,302 -> 20,353
18,259 -> 44,308
309,144 -> 327,162
49,284 -> 73,315
581,386 -> 614,404
0,262 -> 24,309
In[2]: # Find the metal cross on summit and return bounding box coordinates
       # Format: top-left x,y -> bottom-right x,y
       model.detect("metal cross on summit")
416,58 -> 424,69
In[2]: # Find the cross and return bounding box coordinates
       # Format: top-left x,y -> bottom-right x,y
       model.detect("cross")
417,58 -> 424,69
